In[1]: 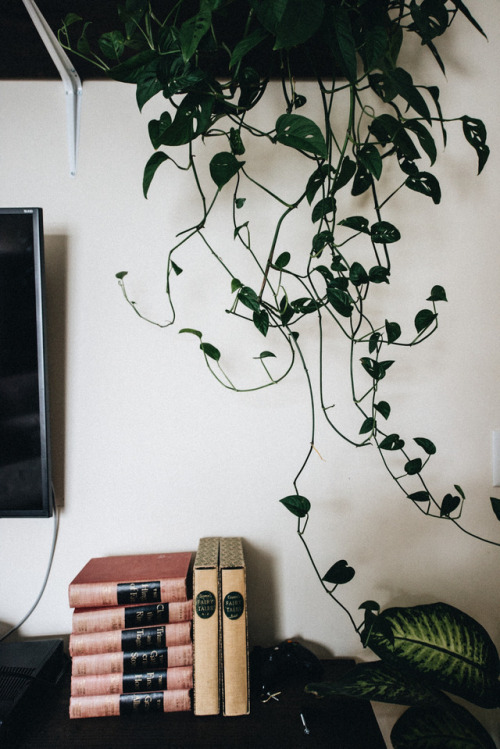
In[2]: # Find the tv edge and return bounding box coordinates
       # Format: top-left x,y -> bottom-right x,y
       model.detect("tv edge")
0,207 -> 53,517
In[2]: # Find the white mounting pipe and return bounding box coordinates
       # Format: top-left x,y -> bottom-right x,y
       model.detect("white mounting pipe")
22,0 -> 82,177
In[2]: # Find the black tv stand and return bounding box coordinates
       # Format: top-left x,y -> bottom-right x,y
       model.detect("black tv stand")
0,639 -> 67,745
1,656 -> 386,748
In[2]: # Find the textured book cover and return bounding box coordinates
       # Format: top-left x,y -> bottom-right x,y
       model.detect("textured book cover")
71,665 -> 193,696
69,689 -> 192,718
193,537 -> 220,716
69,621 -> 192,657
68,551 -> 193,608
72,599 -> 193,634
219,537 -> 249,716
71,644 -> 193,676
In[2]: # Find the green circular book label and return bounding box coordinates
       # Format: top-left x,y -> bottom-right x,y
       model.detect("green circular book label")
223,591 -> 244,620
196,590 -> 216,619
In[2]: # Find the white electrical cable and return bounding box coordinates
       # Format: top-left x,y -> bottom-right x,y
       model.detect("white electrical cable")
0,489 -> 60,642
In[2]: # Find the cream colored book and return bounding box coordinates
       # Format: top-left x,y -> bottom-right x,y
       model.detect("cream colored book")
219,537 -> 249,716
193,537 -> 220,715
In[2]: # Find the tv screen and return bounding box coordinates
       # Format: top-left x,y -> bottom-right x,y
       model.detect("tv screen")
0,208 -> 52,517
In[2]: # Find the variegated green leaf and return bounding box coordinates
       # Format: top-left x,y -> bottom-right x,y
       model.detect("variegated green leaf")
391,702 -> 497,749
305,660 -> 441,706
364,603 -> 500,708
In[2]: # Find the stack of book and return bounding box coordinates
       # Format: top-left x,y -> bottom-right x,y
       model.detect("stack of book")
193,537 -> 249,717
67,551 -> 194,719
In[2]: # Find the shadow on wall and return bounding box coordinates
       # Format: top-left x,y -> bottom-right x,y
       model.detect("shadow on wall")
44,234 -> 67,510
245,540 -> 278,649
244,540 -> 334,658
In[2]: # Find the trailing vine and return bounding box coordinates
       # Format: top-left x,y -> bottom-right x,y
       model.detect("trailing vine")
60,2 -> 500,744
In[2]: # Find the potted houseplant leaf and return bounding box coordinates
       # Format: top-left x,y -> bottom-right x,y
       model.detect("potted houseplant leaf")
307,600 -> 500,747
59,1 -> 499,743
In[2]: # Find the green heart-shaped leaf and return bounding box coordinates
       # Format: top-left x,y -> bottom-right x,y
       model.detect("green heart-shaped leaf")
322,559 -> 355,585
210,152 -> 245,189
275,114 -> 328,159
279,494 -> 311,518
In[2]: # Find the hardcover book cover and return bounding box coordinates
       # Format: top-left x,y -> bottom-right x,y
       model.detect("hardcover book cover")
68,552 -> 193,609
71,644 -> 193,676
69,622 -> 192,657
193,537 -> 220,716
71,665 -> 193,696
72,600 -> 193,634
219,537 -> 249,716
69,689 -> 192,719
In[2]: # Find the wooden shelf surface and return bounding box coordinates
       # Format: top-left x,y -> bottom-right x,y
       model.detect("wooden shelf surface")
8,658 -> 386,748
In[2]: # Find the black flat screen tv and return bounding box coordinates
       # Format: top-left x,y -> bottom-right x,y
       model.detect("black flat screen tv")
0,207 -> 52,517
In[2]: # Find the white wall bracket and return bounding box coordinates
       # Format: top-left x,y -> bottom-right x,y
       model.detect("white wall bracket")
22,0 -> 82,177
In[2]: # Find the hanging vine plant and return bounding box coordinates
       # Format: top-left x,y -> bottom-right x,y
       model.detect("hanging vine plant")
59,1 -> 499,744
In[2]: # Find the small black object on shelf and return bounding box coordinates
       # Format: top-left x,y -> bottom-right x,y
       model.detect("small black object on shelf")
250,639 -> 324,701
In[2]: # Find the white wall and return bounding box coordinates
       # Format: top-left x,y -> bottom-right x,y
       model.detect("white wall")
1,1 -> 500,741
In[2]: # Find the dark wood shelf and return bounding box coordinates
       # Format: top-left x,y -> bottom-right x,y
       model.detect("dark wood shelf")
1,2 -> 334,81
0,2 -> 113,80
7,658 -> 386,748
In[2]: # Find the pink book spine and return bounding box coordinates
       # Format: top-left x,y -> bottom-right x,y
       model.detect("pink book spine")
71,672 -> 124,696
71,644 -> 193,675
72,607 -> 125,633
69,578 -> 186,608
69,621 -> 191,657
72,600 -> 193,634
71,666 -> 193,696
167,666 -> 193,690
69,689 -> 192,719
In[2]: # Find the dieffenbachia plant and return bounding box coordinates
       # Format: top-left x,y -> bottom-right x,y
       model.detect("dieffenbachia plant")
59,1 -> 499,743
307,601 -> 500,748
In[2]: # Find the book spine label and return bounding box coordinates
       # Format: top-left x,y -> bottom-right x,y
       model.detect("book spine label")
124,600 -> 192,627
69,690 -> 192,718
71,644 -> 193,675
69,621 -> 191,656
122,689 -> 191,715
121,623 -> 190,651
117,580 -> 161,604
71,666 -> 193,696
123,644 -> 193,672
123,648 -> 168,673
119,691 -> 166,714
223,591 -> 244,620
195,591 -> 217,619
120,691 -> 165,714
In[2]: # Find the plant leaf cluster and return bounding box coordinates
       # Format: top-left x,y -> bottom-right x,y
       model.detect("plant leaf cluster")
307,601 -> 500,747
59,1 -> 498,743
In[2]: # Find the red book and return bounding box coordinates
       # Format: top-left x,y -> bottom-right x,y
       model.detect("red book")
71,665 -> 193,696
72,600 -> 193,634
69,689 -> 192,718
68,552 -> 193,609
71,644 -> 193,676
